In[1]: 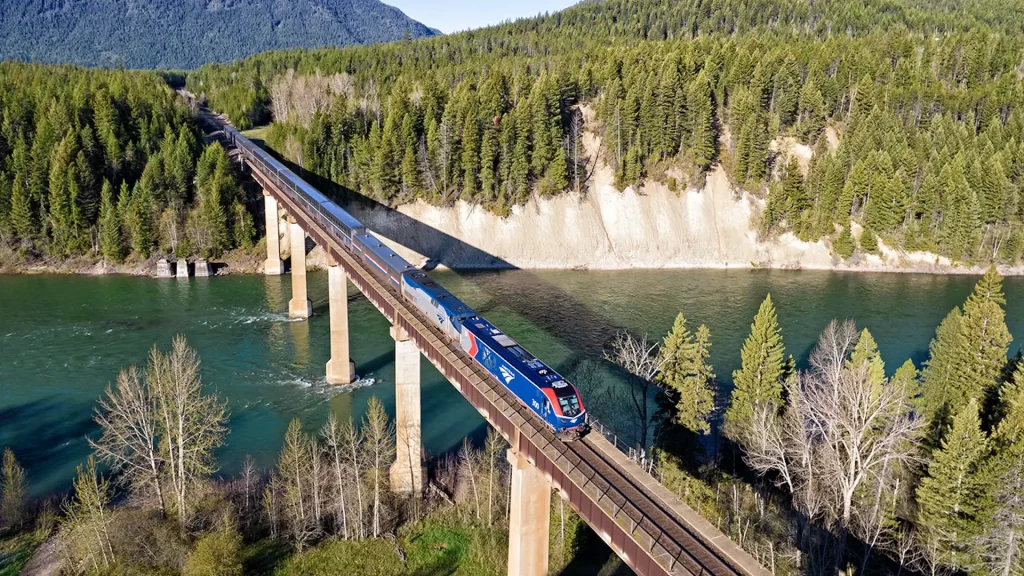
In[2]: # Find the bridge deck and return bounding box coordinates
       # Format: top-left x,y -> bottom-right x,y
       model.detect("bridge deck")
200,109 -> 766,576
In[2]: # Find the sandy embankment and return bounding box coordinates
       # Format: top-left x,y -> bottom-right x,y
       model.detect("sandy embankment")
344,131 -> 1019,276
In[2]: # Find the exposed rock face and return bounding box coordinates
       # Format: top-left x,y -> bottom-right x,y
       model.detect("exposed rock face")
341,134 -> 1016,275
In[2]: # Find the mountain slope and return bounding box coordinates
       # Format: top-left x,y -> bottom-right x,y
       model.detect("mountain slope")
0,0 -> 437,70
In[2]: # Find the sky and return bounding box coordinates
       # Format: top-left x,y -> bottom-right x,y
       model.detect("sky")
385,0 -> 579,34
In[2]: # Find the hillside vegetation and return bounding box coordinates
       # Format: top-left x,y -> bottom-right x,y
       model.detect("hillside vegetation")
0,62 -> 257,266
189,0 -> 1024,267
0,0 -> 436,70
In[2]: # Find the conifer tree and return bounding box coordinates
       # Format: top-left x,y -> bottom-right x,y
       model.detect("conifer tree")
98,179 -> 125,263
461,114 -> 480,199
127,179 -> 156,258
8,174 -> 34,240
951,266 -> 1012,396
916,398 -> 993,571
687,70 -> 715,172
658,313 -> 716,435
921,267 -> 1012,435
860,226 -> 879,253
725,294 -> 786,442
834,225 -> 855,258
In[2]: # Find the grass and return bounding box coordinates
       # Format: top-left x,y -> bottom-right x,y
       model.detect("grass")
0,529 -> 46,576
267,510 -> 506,576
241,125 -> 272,149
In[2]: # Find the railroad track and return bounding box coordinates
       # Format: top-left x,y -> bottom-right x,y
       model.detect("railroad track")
195,100 -> 767,576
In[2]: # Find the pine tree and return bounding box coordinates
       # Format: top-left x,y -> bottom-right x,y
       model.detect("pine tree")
860,226 -> 879,253
724,294 -> 786,442
797,77 -> 825,141
948,266 -> 1012,403
687,70 -> 715,172
920,307 -> 964,427
658,313 -> 716,435
8,174 -> 34,240
834,225 -> 855,258
916,398 -> 993,571
461,114 -> 480,199
127,179 -> 156,258
98,179 -> 125,263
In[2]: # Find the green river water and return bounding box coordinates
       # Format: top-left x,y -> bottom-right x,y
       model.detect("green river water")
1,269 -> 1021,497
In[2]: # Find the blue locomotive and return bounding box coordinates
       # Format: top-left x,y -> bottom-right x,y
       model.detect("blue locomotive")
223,121 -> 588,439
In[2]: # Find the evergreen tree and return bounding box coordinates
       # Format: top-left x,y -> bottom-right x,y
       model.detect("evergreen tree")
834,225 -> 855,258
860,226 -> 879,253
687,70 -> 715,172
8,174 -> 34,240
461,114 -> 480,199
98,179 -> 125,263
658,313 -> 716,435
725,294 -> 786,442
949,266 -> 1012,401
127,179 -> 156,258
916,398 -> 993,571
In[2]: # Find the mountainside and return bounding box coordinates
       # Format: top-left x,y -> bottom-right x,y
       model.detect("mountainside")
0,0 -> 437,70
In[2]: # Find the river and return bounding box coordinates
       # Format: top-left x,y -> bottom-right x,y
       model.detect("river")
1,269 -> 1021,497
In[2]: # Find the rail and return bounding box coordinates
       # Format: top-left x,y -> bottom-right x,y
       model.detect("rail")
195,106 -> 767,576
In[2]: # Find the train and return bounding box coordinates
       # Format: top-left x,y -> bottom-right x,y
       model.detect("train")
219,122 -> 589,440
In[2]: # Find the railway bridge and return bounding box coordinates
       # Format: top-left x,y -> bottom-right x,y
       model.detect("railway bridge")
197,107 -> 767,576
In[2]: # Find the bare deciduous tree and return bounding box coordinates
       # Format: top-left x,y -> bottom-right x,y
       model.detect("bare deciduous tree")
744,320 -> 923,570
362,397 -> 394,538
604,330 -> 666,449
321,412 -> 350,540
149,336 -> 229,531
90,366 -> 166,516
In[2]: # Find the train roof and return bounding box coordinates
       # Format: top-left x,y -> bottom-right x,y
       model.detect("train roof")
354,232 -> 418,276
402,271 -> 477,318
321,201 -> 366,233
463,316 -> 569,390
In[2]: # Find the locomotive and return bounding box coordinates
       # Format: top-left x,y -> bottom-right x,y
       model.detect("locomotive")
221,124 -> 589,440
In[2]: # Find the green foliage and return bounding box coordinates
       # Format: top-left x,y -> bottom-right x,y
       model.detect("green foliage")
0,0 -> 436,70
184,517 -> 244,576
0,449 -> 25,530
0,62 -> 255,264
921,267 -> 1012,437
724,295 -> 786,443
860,226 -> 879,254
658,313 -> 716,435
188,0 -> 1024,262
834,226 -> 855,259
98,180 -> 125,263
916,399 -> 993,570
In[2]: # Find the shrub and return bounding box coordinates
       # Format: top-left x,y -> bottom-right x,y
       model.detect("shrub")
184,518 -> 244,576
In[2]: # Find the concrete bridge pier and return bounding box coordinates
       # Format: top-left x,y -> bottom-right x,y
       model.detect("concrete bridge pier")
389,325 -> 425,494
326,263 -> 356,385
288,217 -> 312,320
263,193 -> 283,276
507,449 -> 551,576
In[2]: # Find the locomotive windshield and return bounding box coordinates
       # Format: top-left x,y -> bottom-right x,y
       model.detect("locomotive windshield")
558,394 -> 581,417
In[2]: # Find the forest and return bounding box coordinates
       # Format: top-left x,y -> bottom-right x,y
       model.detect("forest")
0,0 -> 436,70
188,0 -> 1024,265
0,62 -> 257,267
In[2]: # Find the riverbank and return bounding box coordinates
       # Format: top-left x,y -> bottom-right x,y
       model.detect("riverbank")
0,245 -> 267,277
347,130 -> 1024,277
